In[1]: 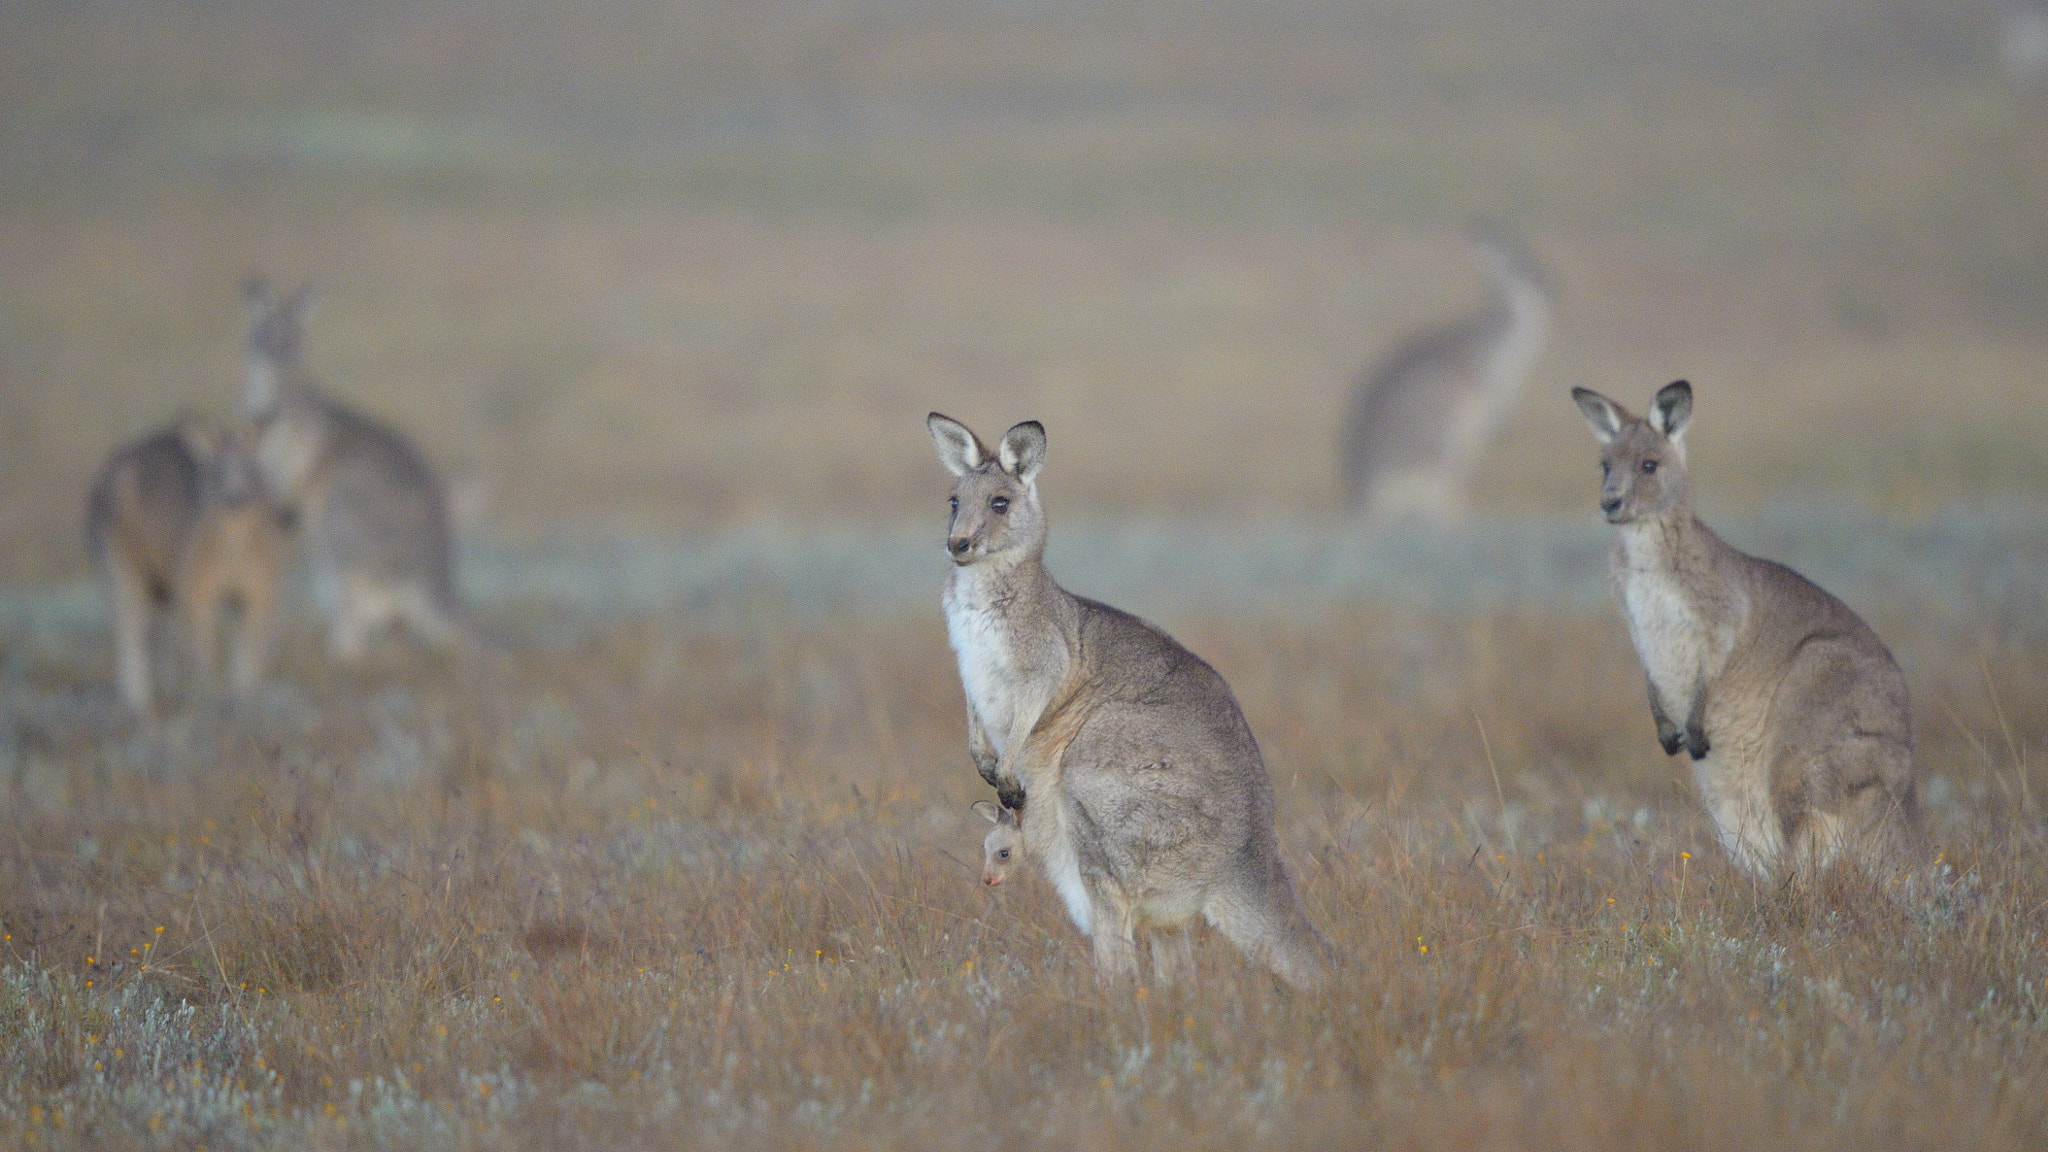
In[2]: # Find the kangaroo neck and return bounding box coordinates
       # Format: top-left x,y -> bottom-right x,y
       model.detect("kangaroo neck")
1616,499 -> 1715,577
1480,282 -> 1549,397
952,542 -> 1069,618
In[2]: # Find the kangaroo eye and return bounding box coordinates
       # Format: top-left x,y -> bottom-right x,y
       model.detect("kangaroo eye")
997,848 -> 1010,859
1641,459 -> 1658,474
990,496 -> 1010,514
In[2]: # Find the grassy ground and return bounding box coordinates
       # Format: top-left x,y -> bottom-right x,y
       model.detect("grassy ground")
1,564 -> 2046,1149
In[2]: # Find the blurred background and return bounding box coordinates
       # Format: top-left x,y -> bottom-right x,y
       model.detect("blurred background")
3,0 -> 2045,591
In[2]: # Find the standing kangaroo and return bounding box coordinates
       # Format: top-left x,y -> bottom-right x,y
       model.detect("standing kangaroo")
1342,224 -> 1550,520
1572,381 -> 1926,890
86,419 -> 284,715
241,279 -> 467,661
930,413 -> 1330,988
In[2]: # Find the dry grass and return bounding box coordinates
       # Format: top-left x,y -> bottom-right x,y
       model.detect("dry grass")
1,580 -> 2045,1149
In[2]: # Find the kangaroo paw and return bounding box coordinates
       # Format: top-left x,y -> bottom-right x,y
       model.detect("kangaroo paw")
1685,728 -> 1711,760
1657,722 -> 1684,757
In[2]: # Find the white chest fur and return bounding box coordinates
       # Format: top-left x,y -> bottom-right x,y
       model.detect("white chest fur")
944,571 -> 1045,757
1615,526 -> 1725,717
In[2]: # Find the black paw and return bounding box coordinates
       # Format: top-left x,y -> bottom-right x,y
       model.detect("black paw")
996,782 -> 1027,812
1657,727 -> 1684,756
1685,729 -> 1710,760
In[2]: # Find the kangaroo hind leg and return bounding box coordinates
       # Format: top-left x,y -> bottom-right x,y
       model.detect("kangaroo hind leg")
1088,892 -> 1140,985
1149,926 -> 1195,987
103,551 -> 158,717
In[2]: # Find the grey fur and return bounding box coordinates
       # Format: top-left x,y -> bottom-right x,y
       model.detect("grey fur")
931,413 -> 1330,988
1342,225 -> 1550,519
974,800 -> 1024,888
86,419 -> 284,715
1573,381 -> 1929,893
241,279 -> 466,660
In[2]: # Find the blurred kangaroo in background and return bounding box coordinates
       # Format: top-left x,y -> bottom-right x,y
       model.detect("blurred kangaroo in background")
86,418 -> 283,716
931,413 -> 1330,988
1572,381 -> 1928,894
241,279 -> 468,661
1342,224 -> 1550,520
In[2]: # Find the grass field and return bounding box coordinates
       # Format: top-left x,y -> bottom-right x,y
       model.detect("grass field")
3,520 -> 2047,1149
5,0 -> 2048,1147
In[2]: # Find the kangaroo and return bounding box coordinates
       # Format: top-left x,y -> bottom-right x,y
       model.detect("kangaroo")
240,279 -> 467,661
1342,224 -> 1550,520
972,800 -> 1024,888
1572,381 -> 1927,892
930,413 -> 1330,988
86,418 -> 284,715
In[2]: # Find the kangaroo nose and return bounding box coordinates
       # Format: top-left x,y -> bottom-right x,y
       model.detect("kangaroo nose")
1600,495 -> 1622,516
949,537 -> 972,557
983,874 -> 1000,886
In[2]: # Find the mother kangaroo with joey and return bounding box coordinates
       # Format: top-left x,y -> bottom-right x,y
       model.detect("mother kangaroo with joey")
1572,380 -> 1930,895
930,413 -> 1330,989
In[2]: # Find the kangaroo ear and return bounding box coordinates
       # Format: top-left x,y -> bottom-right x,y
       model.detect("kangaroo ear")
928,413 -> 987,476
1650,380 -> 1692,442
998,421 -> 1046,483
971,800 -> 1001,825
1571,387 -> 1624,444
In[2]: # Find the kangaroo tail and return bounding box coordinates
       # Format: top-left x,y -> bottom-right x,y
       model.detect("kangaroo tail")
1207,872 -> 1333,991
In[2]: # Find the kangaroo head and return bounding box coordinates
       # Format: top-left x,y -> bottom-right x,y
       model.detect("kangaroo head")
178,419 -> 270,511
927,413 -> 1047,567
204,432 -> 272,512
973,800 -> 1023,887
1572,380 -> 1694,524
243,278 -> 316,423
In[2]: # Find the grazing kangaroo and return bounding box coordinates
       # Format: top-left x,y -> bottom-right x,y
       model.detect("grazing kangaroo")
1342,225 -> 1550,520
86,419 -> 284,715
931,413 -> 1329,988
240,279 -> 467,661
1571,381 -> 1927,891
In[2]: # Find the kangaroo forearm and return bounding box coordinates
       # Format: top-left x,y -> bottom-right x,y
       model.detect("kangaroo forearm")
1647,679 -> 1683,756
1683,689 -> 1711,760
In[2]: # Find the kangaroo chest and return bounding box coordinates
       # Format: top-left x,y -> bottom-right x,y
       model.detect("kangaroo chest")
1614,529 -> 1738,717
942,576 -> 1065,758
1621,573 -> 1707,710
